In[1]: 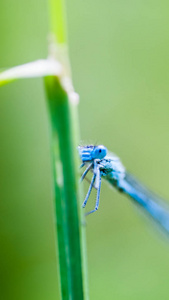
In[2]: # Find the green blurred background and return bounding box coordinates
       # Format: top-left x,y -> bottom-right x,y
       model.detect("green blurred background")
1,0 -> 169,299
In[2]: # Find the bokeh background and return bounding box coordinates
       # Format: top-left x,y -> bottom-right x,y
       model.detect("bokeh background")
1,0 -> 169,299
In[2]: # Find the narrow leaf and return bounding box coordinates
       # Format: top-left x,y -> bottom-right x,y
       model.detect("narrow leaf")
0,59 -> 62,86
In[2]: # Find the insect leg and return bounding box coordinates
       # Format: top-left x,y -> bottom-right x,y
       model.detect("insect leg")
82,172 -> 96,208
80,163 -> 93,182
80,162 -> 85,168
85,169 -> 102,216
83,176 -> 97,190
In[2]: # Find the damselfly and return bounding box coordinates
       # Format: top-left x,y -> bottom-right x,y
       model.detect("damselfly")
78,145 -> 169,233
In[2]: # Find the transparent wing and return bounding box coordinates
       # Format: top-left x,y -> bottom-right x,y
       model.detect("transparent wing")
118,172 -> 169,234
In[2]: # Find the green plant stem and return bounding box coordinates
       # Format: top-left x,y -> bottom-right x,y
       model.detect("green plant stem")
49,0 -> 67,44
46,0 -> 88,298
45,76 -> 87,299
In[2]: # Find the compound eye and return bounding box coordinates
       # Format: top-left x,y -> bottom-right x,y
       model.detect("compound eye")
93,145 -> 107,159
